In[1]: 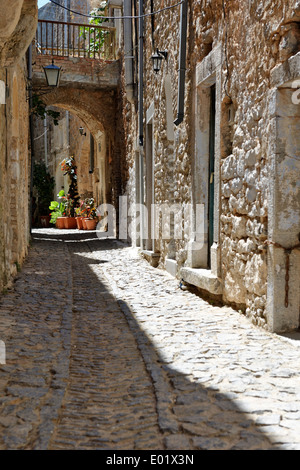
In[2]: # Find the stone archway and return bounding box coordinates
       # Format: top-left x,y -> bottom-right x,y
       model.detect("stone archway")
34,86 -> 125,221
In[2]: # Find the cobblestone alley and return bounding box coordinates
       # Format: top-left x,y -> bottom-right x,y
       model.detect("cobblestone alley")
0,229 -> 300,451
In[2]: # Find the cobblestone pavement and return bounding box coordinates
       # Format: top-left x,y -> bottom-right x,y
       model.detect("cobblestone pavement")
0,229 -> 300,450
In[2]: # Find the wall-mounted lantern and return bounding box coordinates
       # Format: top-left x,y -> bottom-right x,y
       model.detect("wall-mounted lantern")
43,60 -> 61,87
151,48 -> 168,73
79,127 -> 86,136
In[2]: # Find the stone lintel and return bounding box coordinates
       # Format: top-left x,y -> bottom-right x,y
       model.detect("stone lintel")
180,267 -> 223,295
270,51 -> 300,87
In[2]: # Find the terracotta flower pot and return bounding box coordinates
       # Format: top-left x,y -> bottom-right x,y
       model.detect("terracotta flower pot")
56,217 -> 66,229
85,218 -> 97,230
76,217 -> 84,230
64,217 -> 77,229
82,218 -> 88,230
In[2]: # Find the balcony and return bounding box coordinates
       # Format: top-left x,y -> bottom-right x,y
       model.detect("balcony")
35,18 -> 116,61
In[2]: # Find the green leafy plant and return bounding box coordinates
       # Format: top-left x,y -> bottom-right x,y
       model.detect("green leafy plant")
31,93 -> 60,126
49,190 -> 66,224
33,161 -> 55,215
80,2 -> 109,56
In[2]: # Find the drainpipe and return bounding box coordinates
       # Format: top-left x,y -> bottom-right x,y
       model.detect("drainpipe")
138,0 -> 143,146
124,0 -> 135,104
89,133 -> 94,174
174,0 -> 188,126
44,117 -> 48,167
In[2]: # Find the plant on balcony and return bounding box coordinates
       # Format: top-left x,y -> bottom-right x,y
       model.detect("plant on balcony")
80,2 -> 109,56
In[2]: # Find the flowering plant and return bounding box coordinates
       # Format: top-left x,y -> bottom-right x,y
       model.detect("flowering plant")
88,208 -> 98,219
61,156 -> 77,179
75,198 -> 99,220
75,199 -> 88,217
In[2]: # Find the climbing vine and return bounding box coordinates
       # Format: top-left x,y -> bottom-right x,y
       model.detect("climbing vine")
80,2 -> 109,55
31,93 -> 60,126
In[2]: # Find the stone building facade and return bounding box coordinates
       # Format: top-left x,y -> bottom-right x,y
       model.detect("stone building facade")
121,0 -> 300,333
0,0 -> 298,335
0,0 -> 37,290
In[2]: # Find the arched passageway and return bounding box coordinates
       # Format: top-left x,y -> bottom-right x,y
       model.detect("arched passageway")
31,86 -> 126,228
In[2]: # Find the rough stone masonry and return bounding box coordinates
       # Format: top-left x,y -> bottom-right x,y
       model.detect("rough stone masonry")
121,0 -> 300,333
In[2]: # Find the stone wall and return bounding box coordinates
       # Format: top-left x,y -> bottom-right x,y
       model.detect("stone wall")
33,55 -> 119,88
0,0 -> 37,291
121,0 -> 300,331
0,61 -> 31,290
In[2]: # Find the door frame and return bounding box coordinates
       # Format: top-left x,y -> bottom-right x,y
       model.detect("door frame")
267,54 -> 300,332
188,44 -> 222,277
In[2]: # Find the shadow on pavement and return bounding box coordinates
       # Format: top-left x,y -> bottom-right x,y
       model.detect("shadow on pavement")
0,229 -> 279,450
62,232 -> 278,450
31,228 -> 129,250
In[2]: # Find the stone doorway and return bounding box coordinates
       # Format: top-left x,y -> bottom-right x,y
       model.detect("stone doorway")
181,45 -> 223,297
267,53 -> 300,332
208,83 -> 216,268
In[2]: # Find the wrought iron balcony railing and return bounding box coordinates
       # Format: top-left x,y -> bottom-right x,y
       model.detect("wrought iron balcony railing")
36,19 -> 116,60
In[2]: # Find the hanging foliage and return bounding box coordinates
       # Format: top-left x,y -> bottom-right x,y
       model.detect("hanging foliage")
31,93 -> 60,126
80,2 -> 109,56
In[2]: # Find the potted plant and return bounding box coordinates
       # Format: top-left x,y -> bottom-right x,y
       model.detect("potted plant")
85,207 -> 99,230
64,194 -> 77,229
75,206 -> 83,230
49,190 -> 67,228
77,198 -> 92,229
33,162 -> 55,227
60,156 -> 80,229
81,197 -> 97,230
75,204 -> 85,229
75,199 -> 88,229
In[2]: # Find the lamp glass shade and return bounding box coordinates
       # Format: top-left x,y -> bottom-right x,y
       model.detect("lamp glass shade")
151,51 -> 163,73
43,61 -> 61,87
